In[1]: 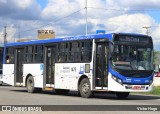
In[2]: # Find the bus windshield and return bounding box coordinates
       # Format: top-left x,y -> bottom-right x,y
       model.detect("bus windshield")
111,44 -> 153,70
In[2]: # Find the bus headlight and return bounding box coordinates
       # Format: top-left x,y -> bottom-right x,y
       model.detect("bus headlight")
112,75 -> 117,80
117,78 -> 122,85
112,75 -> 123,85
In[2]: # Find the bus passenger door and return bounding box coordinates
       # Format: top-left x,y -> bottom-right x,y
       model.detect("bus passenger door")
15,48 -> 24,86
45,46 -> 56,86
95,43 -> 108,89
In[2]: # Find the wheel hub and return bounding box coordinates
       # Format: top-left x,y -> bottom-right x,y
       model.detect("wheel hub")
82,83 -> 89,94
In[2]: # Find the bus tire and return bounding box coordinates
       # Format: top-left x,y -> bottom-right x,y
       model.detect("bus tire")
26,76 -> 36,93
79,78 -> 92,98
55,89 -> 69,95
116,92 -> 129,99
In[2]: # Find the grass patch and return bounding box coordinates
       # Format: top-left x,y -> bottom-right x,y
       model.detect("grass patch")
132,86 -> 160,96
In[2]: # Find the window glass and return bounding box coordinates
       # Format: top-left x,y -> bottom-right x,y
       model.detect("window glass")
6,47 -> 14,64
25,45 -> 43,63
57,40 -> 92,63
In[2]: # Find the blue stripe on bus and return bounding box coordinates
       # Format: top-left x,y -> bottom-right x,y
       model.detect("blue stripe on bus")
4,33 -> 147,47
5,34 -> 112,46
109,68 -> 153,85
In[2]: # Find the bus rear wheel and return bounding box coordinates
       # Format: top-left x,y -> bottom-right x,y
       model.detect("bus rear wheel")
27,76 -> 37,93
79,78 -> 93,98
116,92 -> 129,99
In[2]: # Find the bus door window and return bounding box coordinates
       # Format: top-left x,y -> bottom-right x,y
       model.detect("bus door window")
16,48 -> 24,84
47,48 -> 52,84
96,45 -> 102,86
46,47 -> 56,84
96,44 -> 108,87
104,46 -> 108,87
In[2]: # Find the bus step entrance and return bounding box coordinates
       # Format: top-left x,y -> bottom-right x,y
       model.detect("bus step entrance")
15,83 -> 23,87
43,87 -> 54,91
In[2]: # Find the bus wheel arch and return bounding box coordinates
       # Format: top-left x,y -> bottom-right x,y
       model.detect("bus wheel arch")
26,74 -> 42,93
78,75 -> 88,88
78,75 -> 93,98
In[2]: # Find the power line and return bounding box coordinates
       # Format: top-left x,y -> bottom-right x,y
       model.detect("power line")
88,7 -> 160,12
14,8 -> 85,35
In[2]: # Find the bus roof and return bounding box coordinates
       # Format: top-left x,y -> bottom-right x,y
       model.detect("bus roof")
5,33 -> 148,47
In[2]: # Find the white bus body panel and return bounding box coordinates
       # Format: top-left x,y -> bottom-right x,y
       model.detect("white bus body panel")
55,63 -> 93,90
3,64 -> 14,86
108,73 -> 153,92
23,64 -> 44,88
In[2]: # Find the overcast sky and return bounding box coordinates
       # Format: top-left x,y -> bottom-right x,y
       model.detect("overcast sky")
0,0 -> 160,50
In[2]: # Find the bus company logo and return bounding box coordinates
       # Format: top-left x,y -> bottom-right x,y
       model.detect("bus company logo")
125,78 -> 132,82
2,106 -> 11,111
63,35 -> 94,41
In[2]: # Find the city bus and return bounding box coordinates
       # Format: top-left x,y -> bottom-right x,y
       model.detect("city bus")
2,33 -> 154,98
0,46 -> 3,85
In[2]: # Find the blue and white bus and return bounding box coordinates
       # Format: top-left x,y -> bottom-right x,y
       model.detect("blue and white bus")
2,33 -> 154,98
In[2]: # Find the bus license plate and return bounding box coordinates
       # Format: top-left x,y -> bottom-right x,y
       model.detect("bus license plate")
133,86 -> 141,90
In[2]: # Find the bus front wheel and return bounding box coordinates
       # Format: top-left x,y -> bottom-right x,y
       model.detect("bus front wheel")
79,78 -> 93,98
116,92 -> 129,99
27,76 -> 37,93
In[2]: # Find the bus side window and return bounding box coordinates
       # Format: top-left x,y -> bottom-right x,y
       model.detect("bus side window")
6,47 -> 15,64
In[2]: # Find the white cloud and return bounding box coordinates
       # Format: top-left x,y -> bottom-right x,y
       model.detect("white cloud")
0,0 -> 41,20
105,13 -> 155,33
0,0 -> 7,3
6,26 -> 16,42
152,26 -> 160,40
41,0 -> 80,19
151,25 -> 160,50
13,0 -> 33,9
106,0 -> 160,9
0,0 -> 160,50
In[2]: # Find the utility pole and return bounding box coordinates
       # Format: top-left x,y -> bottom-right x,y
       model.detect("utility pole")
85,0 -> 88,35
142,26 -> 151,35
4,26 -> 7,45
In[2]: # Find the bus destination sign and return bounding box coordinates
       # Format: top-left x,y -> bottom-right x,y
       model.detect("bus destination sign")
117,36 -> 149,43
